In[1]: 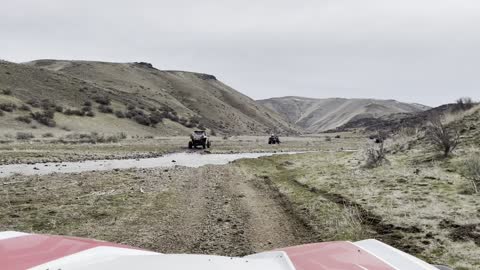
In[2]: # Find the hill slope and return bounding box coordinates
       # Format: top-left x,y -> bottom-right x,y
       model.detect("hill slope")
0,60 -> 297,137
258,96 -> 429,133
336,103 -> 479,136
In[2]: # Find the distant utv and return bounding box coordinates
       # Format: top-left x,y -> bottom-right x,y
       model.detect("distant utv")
268,134 -> 281,144
188,130 -> 211,149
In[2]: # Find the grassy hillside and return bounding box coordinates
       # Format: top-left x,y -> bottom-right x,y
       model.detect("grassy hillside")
0,60 -> 297,139
26,60 -> 298,135
258,96 -> 429,133
335,103 -> 477,135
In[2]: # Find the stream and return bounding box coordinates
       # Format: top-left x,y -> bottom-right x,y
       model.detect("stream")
0,151 -> 303,178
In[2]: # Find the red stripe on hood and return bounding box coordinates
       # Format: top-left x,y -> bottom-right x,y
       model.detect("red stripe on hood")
0,234 -> 132,269
279,242 -> 396,270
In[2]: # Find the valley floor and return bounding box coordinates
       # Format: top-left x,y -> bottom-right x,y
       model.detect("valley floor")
1,134 -> 479,269
0,134 -> 359,165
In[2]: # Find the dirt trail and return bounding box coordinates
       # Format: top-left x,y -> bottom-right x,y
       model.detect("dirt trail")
0,164 -> 315,256
171,165 -> 314,255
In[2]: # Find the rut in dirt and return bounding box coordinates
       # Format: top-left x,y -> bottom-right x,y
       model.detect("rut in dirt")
287,177 -> 427,256
165,165 -> 316,256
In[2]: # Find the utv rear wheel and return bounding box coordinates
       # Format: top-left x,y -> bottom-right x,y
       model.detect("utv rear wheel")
202,143 -> 206,149
188,141 -> 193,149
207,141 -> 211,148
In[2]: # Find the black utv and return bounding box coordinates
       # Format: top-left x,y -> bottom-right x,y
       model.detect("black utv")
188,130 -> 211,149
268,134 -> 281,144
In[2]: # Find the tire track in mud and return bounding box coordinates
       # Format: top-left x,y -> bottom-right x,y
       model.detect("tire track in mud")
170,165 -> 316,256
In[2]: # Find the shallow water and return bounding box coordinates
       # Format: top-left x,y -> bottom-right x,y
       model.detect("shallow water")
0,152 -> 301,178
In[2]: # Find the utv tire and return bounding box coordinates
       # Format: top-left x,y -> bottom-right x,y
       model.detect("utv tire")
207,141 -> 211,148
188,141 -> 193,149
202,143 -> 206,149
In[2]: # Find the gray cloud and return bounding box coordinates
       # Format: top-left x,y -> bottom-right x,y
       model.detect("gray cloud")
1,0 -> 479,106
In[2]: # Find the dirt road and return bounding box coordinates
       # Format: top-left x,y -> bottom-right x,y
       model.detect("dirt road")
146,165 -> 315,255
0,164 -> 316,256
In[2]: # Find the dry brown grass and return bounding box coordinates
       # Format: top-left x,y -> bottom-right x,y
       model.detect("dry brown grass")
238,148 -> 480,269
464,155 -> 480,193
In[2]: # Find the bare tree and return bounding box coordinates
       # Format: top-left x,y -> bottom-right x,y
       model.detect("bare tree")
426,115 -> 460,157
456,97 -> 474,111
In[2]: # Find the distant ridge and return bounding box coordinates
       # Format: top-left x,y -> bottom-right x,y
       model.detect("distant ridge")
257,96 -> 430,133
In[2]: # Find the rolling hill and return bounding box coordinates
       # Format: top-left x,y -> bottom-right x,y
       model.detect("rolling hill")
0,59 -> 298,137
334,103 -> 478,135
258,96 -> 429,133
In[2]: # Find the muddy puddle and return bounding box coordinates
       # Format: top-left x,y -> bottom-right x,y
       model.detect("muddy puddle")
0,152 -> 303,178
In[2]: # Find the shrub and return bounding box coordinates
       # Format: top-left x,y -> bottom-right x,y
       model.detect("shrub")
127,104 -> 136,110
399,127 -> 418,137
16,132 -> 34,140
464,156 -> 480,194
178,117 -> 188,125
65,132 -> 126,144
2,89 -> 12,95
31,110 -> 56,127
55,105 -> 64,113
133,114 -> 151,126
42,132 -> 54,138
426,115 -> 460,157
82,106 -> 92,112
15,116 -> 32,124
93,95 -> 111,105
114,111 -> 125,118
64,108 -> 84,116
364,142 -> 388,168
456,97 -> 474,111
118,132 -> 127,140
0,103 -> 17,112
165,112 -> 179,122
40,99 -> 56,111
125,109 -> 145,119
0,110 -> 3,116
325,136 -> 332,142
185,121 -> 196,128
86,111 -> 95,117
98,105 -> 113,113
149,111 -> 164,125
27,99 -> 40,108
19,104 -> 31,111
83,101 -> 92,107
96,134 -> 122,143
190,116 -> 201,125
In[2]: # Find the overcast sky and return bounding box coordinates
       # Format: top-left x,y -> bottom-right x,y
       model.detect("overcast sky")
1,0 -> 479,106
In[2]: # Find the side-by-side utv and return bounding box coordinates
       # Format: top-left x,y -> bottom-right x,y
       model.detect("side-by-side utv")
188,130 -> 211,149
268,134 -> 281,144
